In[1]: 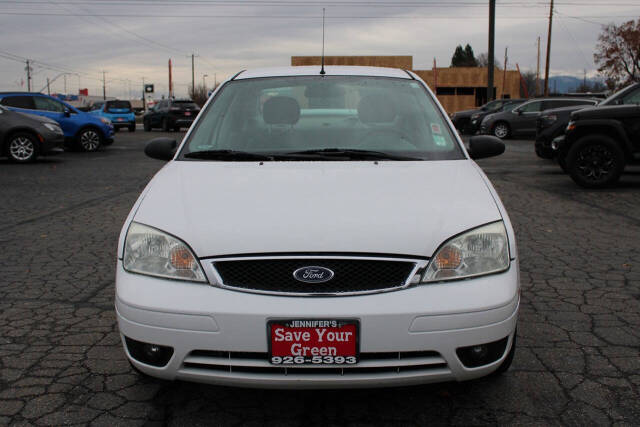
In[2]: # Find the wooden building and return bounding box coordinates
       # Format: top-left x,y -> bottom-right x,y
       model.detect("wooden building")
291,55 -> 522,113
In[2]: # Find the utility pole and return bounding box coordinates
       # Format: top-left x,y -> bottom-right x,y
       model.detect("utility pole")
487,0 -> 496,102
583,68 -> 587,91
502,47 -> 508,98
142,76 -> 146,112
63,74 -> 67,94
46,78 -> 50,95
25,59 -> 32,92
544,0 -> 554,96
203,74 -> 208,89
536,36 -> 541,96
191,53 -> 195,95
102,71 -> 106,100
214,73 -> 217,88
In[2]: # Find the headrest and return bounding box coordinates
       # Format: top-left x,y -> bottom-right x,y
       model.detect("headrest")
263,96 -> 300,125
357,95 -> 397,123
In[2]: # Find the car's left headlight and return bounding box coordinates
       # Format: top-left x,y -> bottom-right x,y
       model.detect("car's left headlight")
422,221 -> 510,283
123,222 -> 207,282
100,117 -> 111,125
43,123 -> 63,134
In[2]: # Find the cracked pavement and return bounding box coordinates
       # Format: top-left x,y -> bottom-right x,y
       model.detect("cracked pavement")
1,132 -> 639,426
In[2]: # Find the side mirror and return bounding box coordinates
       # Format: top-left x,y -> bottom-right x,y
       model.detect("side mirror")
468,135 -> 505,159
145,138 -> 177,161
515,110 -> 522,115
64,108 -> 71,117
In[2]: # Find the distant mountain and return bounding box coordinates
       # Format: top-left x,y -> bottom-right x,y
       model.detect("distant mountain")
548,75 -> 605,93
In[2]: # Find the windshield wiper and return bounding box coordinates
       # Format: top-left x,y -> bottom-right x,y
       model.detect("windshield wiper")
183,150 -> 278,161
285,148 -> 422,161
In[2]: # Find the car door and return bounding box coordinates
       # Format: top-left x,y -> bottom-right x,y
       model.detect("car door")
32,96 -> 75,135
620,88 -> 640,149
511,100 -> 543,136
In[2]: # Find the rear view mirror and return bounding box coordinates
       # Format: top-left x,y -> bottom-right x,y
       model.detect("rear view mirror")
145,138 -> 177,161
468,135 -> 505,159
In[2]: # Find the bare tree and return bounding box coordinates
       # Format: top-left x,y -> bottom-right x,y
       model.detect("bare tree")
519,70 -> 536,97
188,83 -> 209,107
476,52 -> 502,69
594,18 -> 640,89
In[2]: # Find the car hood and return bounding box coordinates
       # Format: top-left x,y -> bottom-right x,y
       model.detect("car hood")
131,160 -> 503,258
571,104 -> 639,120
453,109 -> 480,118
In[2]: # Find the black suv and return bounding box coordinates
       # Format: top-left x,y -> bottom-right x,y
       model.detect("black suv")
556,83 -> 640,188
143,99 -> 200,132
535,101 -> 599,158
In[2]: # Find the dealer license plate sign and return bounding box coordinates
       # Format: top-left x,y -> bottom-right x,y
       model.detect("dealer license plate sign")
268,319 -> 359,365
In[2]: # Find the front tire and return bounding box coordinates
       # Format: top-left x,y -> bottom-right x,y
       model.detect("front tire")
492,122 -> 510,139
7,132 -> 38,163
77,128 -> 102,152
162,118 -> 170,132
129,124 -> 136,132
143,119 -> 151,132
566,135 -> 625,188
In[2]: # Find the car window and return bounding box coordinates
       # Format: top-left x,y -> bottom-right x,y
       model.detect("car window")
181,76 -> 464,161
518,101 -> 542,113
171,101 -> 198,110
621,88 -> 640,105
0,95 -> 36,110
105,100 -> 132,111
34,96 -> 66,112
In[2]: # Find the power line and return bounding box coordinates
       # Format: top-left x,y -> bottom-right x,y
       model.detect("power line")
1,0 -> 637,5
3,11 -> 630,19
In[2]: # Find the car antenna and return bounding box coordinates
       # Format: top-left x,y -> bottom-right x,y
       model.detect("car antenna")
320,8 -> 326,75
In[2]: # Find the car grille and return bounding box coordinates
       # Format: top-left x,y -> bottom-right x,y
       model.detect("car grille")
212,257 -> 418,295
181,350 -> 448,376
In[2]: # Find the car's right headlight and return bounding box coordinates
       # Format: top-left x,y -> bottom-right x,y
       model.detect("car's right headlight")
123,222 -> 206,282
43,123 -> 63,134
422,221 -> 510,283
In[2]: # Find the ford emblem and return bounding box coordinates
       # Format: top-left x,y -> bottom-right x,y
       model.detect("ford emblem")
293,266 -> 334,283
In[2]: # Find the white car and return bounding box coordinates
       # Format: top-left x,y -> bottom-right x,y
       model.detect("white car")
116,66 -> 519,389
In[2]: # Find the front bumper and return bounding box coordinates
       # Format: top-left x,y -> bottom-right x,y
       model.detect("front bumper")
116,260 -> 519,388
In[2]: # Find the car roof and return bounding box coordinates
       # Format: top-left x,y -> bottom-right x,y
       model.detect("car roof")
235,66 -> 412,80
0,92 -> 51,96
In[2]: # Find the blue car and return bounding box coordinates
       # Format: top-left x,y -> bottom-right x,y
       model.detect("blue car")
0,92 -> 114,152
90,99 -> 136,132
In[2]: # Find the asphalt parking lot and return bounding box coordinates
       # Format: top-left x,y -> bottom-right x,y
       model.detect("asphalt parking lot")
1,130 -> 639,426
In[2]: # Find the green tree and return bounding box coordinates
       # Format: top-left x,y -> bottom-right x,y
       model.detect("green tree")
451,44 -> 478,67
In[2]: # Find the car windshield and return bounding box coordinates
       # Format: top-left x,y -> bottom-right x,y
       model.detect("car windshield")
106,100 -> 131,111
180,76 -> 464,161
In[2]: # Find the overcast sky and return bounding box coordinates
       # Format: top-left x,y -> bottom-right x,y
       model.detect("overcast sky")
0,0 -> 636,98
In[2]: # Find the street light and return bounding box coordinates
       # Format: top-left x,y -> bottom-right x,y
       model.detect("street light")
203,74 -> 208,88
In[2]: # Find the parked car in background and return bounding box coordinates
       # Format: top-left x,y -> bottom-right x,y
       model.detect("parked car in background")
535,100 -> 599,158
480,97 -> 599,139
117,66 -> 519,388
90,100 -> 136,132
143,99 -> 200,132
554,84 -> 640,188
0,92 -> 114,152
0,105 -> 64,162
468,99 -> 526,135
450,98 -> 517,135
544,83 -> 640,162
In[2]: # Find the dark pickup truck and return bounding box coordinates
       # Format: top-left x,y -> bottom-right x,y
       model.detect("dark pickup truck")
556,103 -> 640,188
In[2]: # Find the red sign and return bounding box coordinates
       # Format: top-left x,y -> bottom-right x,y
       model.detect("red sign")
269,320 -> 358,364
79,88 -> 88,96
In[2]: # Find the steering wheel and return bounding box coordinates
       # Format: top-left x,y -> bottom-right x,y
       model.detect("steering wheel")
356,127 -> 414,148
